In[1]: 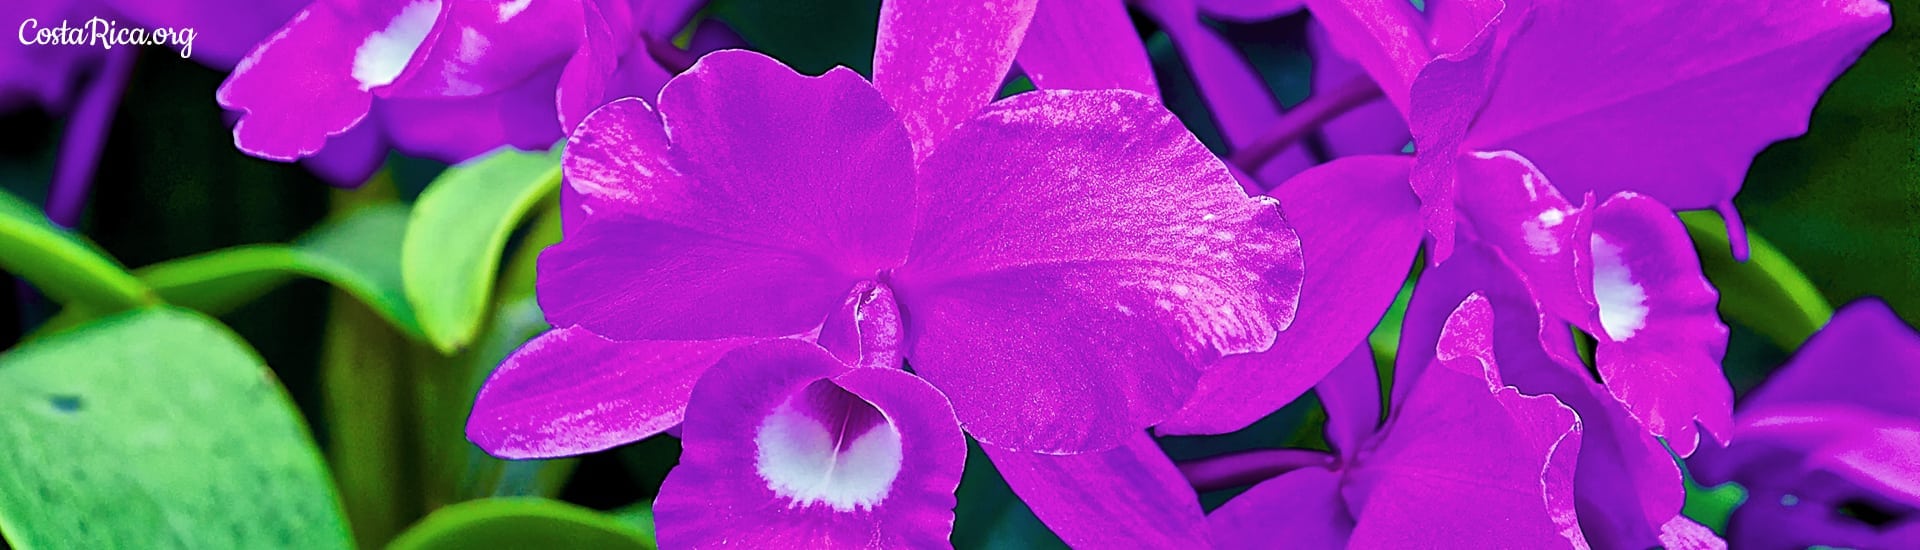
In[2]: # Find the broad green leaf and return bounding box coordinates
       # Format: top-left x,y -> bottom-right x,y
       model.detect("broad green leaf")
0,307 -> 351,549
31,203 -> 423,342
305,203 -> 424,337
387,498 -> 656,550
1682,210 -> 1834,351
402,148 -> 561,354
0,189 -> 153,312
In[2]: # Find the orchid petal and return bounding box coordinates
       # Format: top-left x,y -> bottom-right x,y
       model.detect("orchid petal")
1300,0 -> 1428,113
379,65 -> 565,161
544,51 -> 916,340
873,0 -> 1039,162
895,89 -> 1302,453
1014,0 -> 1157,96
1587,193 -> 1731,456
1742,298 -> 1920,418
986,433 -> 1208,548
1211,467 -> 1352,550
376,0 -> 581,99
218,1 -> 440,160
466,326 -> 761,459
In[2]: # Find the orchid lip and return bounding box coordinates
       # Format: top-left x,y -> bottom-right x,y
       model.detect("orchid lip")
754,379 -> 905,512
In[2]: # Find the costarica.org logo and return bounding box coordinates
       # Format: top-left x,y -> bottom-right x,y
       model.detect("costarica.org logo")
19,17 -> 197,59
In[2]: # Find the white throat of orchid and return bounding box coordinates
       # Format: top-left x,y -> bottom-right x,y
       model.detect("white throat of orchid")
1590,234 -> 1649,340
754,381 -> 904,512
351,0 -> 442,90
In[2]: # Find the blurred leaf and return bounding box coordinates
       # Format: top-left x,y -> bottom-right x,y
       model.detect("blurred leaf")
1682,210 -> 1834,351
610,502 -> 657,542
0,189 -> 153,313
387,498 -> 656,550
403,149 -> 561,354
0,307 -> 351,549
323,294 -> 423,548
302,203 -> 422,336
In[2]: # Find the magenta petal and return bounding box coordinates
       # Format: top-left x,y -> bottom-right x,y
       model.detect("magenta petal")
545,51 -> 917,340
299,116 -> 388,187
986,433 -> 1207,548
556,0 -> 622,132
1742,298 -> 1920,418
1163,156 -> 1419,435
536,216 -> 859,341
650,50 -> 916,269
1211,467 -> 1352,550
1464,0 -> 1892,211
1587,193 -> 1731,456
655,340 -> 965,549
375,0 -> 579,99
817,281 -> 905,370
379,65 -> 565,161
873,0 -> 1038,161
217,1 -> 417,161
466,327 -> 761,459
1300,0 -> 1429,114
1014,0 -> 1157,96
896,89 -> 1302,453
1346,295 -> 1585,548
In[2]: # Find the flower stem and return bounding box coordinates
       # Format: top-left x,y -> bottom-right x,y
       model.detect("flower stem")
1179,448 -> 1337,493
1228,74 -> 1383,175
47,47 -> 137,228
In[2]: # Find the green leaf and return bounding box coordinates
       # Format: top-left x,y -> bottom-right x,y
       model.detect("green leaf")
402,148 -> 561,354
304,203 -> 424,337
1681,210 -> 1834,351
0,189 -> 153,313
0,307 -> 352,549
387,498 -> 657,550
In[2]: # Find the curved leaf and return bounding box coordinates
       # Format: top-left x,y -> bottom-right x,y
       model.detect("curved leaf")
0,307 -> 351,549
0,189 -> 153,312
1681,210 -> 1833,350
388,498 -> 656,550
31,204 -> 422,341
403,149 -> 562,354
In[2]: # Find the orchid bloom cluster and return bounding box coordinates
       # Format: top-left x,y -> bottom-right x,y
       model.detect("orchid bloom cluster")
100,0 -> 1897,546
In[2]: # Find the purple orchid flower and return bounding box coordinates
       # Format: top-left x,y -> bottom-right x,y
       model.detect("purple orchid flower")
1208,294 -> 1586,548
1305,0 -> 1891,260
1691,299 -> 1920,548
214,0 -> 728,185
469,0 -> 1304,463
